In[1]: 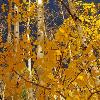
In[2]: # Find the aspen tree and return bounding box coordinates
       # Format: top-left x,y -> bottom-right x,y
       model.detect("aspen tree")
14,4 -> 19,52
7,1 -> 12,43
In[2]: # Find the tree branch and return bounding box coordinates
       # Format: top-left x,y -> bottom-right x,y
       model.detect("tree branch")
58,0 -> 81,22
12,69 -> 67,99
12,69 -> 51,90
56,91 -> 66,100
66,70 -> 83,89
58,0 -> 90,25
88,91 -> 100,100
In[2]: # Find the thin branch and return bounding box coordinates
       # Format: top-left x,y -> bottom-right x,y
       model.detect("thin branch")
85,85 -> 92,94
56,91 -> 66,100
12,69 -> 67,99
66,70 -> 83,88
58,0 -> 81,22
88,91 -> 100,100
12,69 -> 51,90
58,0 -> 90,25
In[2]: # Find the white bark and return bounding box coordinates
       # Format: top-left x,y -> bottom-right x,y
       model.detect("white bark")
14,5 -> 19,52
27,1 -> 35,100
60,95 -> 65,100
28,57 -> 32,75
11,96 -> 13,100
68,43 -> 73,61
27,0 -> 32,75
37,45 -> 44,59
0,81 -> 5,100
7,1 -> 12,43
7,17 -> 12,43
37,0 -> 46,59
60,0 -> 64,20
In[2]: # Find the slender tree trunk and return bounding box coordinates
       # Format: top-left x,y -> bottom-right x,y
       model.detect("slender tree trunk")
68,42 -> 73,61
60,0 -> 64,20
12,3 -> 19,99
11,96 -> 13,100
35,0 -> 46,99
37,0 -> 47,88
37,0 -> 46,59
26,1 -> 34,100
68,0 -> 87,46
7,1 -> 12,43
27,0 -> 32,76
14,4 -> 19,52
0,81 -> 5,100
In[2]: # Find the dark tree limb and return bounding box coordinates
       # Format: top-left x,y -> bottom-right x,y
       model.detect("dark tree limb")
58,0 -> 90,25
88,91 -> 100,100
58,0 -> 81,22
66,71 -> 83,89
56,91 -> 66,99
12,69 -> 51,90
12,69 -> 66,99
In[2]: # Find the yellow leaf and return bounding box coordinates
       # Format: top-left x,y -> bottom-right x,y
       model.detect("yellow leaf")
77,75 -> 84,80
48,73 -> 57,81
48,73 -> 54,80
57,84 -> 64,90
59,27 -> 65,33
55,50 -> 62,55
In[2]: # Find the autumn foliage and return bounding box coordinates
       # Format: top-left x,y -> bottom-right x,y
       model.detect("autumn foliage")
0,0 -> 100,100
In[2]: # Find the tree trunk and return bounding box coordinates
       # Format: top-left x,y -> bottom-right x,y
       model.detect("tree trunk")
14,4 -> 19,52
0,81 -> 5,100
7,1 -> 12,43
27,0 -> 32,76
37,0 -> 46,59
35,0 -> 46,99
68,0 -> 87,46
60,0 -> 64,20
26,1 -> 35,100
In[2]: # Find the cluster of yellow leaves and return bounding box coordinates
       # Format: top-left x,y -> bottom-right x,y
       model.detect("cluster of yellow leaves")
33,3 -> 100,98
1,1 -> 100,100
0,35 -> 33,98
